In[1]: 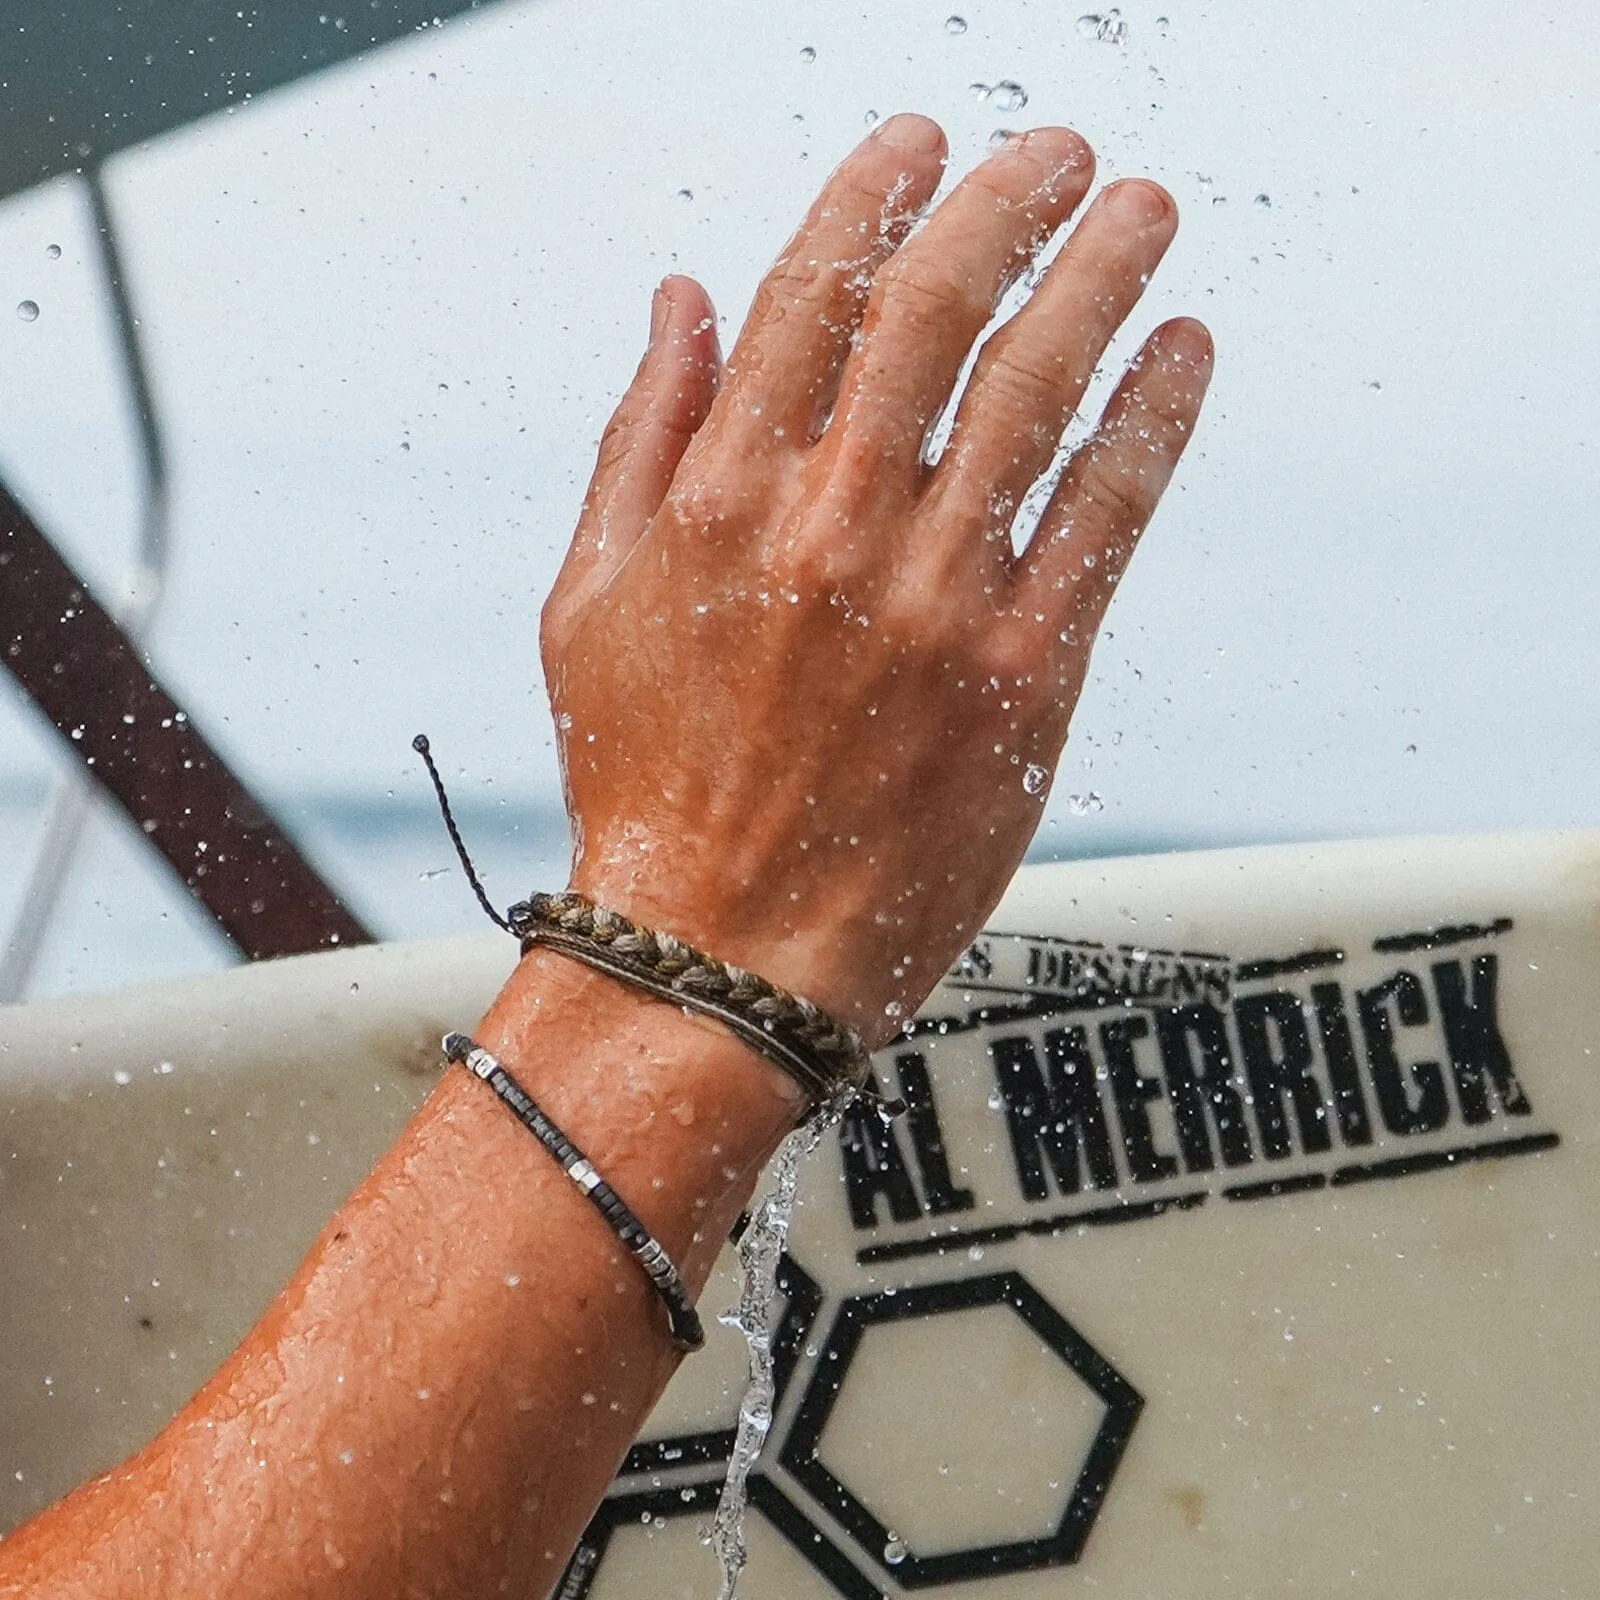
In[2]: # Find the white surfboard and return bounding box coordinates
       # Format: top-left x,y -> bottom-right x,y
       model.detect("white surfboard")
3,832 -> 1595,1598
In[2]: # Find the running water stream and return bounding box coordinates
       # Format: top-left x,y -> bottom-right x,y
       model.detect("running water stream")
707,1111 -> 833,1599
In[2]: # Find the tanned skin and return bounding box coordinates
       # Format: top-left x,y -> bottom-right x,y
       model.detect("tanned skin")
0,114 -> 1211,1598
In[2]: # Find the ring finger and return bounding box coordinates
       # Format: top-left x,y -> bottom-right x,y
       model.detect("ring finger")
925,179 -> 1178,556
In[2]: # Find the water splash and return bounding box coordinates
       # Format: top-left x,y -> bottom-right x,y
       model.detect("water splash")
708,1111 -> 832,1598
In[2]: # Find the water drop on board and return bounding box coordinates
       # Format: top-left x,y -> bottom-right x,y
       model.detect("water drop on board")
988,79 -> 1028,112
885,1535 -> 909,1565
1254,192 -> 1272,208
799,45 -> 816,61
16,300 -> 39,322
1023,762 -> 1049,795
1068,790 -> 1105,816
945,13 -> 968,32
45,244 -> 61,260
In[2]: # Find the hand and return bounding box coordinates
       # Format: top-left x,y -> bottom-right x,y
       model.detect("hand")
540,113 -> 1212,1047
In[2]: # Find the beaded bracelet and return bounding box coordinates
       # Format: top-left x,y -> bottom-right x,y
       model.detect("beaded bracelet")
442,1030 -> 704,1352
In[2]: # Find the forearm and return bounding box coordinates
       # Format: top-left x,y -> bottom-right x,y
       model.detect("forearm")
0,950 -> 800,1600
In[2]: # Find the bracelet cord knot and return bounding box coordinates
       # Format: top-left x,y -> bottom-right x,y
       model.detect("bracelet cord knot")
412,733 -> 890,1117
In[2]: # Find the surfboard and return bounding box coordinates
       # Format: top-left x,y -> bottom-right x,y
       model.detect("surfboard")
3,831 -> 1596,1597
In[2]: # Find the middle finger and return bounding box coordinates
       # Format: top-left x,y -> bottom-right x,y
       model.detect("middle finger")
823,127 -> 1095,495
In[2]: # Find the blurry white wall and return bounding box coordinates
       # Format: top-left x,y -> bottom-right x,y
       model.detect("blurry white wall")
1,0 -> 1596,996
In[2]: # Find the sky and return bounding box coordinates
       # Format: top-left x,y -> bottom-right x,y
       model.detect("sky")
0,0 -> 1597,995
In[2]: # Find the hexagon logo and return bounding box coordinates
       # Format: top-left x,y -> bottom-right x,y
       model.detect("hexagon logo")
556,1475 -> 887,1600
780,1270 -> 1142,1587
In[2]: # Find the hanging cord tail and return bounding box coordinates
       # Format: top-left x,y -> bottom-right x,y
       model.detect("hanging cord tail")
412,734 -> 512,934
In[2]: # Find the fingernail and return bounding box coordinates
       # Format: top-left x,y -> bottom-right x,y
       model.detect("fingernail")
1106,180 -> 1172,226
875,113 -> 943,154
1166,317 -> 1214,371
650,281 -> 672,343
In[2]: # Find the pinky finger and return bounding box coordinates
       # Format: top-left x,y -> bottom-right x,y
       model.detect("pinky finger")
1019,317 -> 1213,650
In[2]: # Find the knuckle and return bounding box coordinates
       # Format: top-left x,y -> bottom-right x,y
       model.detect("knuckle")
975,340 -> 1068,418
594,407 -> 647,474
874,251 -> 972,327
1075,454 -> 1154,541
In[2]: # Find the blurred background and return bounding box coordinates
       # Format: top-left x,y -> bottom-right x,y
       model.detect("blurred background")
1,0 -> 1596,1000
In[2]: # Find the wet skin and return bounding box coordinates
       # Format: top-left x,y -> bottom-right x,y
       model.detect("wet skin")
0,115 -> 1210,1599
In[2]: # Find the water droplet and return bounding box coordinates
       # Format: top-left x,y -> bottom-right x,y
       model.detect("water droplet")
505,1273 -> 521,1287
1076,9 -> 1128,44
113,1069 -> 132,1087
863,108 -> 880,128
1366,379 -> 1383,391
945,13 -> 968,32
987,1089 -> 1005,1112
16,300 -> 39,322
799,45 -> 816,62
987,127 -> 1014,150
1067,790 -> 1105,815
987,79 -> 1028,112
967,1244 -> 985,1262
676,187 -> 693,201
1254,192 -> 1272,209
45,244 -> 61,260
883,999 -> 903,1018
1022,762 -> 1049,795
884,1536 -> 908,1565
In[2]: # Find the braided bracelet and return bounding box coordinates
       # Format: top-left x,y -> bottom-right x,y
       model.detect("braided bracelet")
507,891 -> 875,1113
442,1031 -> 704,1351
414,735 -> 884,1117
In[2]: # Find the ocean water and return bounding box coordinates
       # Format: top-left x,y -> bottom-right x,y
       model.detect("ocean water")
0,783 -> 1195,1006
0,785 -> 573,1003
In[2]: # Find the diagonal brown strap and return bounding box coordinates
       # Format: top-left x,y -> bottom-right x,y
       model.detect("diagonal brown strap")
0,478 -> 373,959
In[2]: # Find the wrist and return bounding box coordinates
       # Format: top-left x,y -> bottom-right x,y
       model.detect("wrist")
472,944 -> 802,1277
566,858 -> 879,1045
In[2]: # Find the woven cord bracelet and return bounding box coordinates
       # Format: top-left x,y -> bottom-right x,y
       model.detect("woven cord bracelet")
442,1030 -> 705,1352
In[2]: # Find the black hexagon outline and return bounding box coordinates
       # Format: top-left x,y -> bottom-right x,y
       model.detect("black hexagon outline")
556,1474 -> 887,1600
778,1269 -> 1142,1587
614,1250 -> 824,1480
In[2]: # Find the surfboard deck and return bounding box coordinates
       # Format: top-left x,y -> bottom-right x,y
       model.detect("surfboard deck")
3,831 -> 1595,1597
